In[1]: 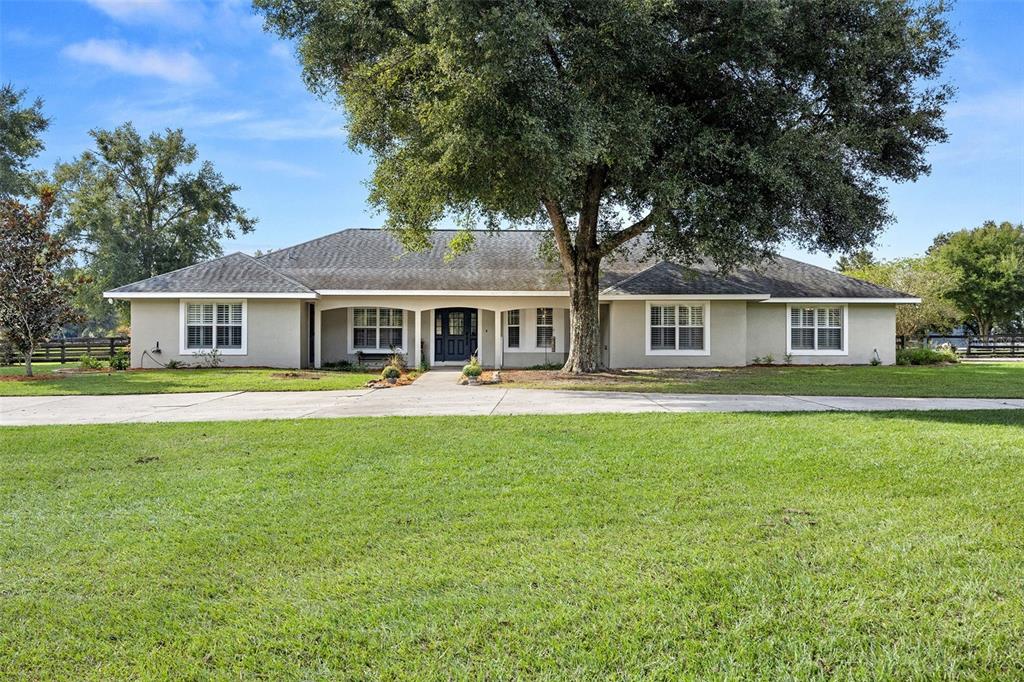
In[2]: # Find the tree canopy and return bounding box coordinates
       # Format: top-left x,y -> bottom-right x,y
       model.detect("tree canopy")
55,123 -> 257,331
0,189 -> 82,376
257,0 -> 956,371
0,84 -> 49,200
931,221 -> 1024,337
840,254 -> 961,338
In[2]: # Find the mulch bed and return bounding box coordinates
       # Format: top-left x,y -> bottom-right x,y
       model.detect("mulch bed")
0,373 -> 65,382
365,372 -> 418,389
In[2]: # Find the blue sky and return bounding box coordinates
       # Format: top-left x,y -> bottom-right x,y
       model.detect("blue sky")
1,0 -> 1021,268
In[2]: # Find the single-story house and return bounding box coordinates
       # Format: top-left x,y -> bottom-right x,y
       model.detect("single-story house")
104,229 -> 918,369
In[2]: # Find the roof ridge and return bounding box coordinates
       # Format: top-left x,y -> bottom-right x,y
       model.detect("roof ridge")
256,228 -> 359,260
238,252 -> 315,293
259,227 -> 553,262
599,261 -> 663,294
771,254 -> 913,297
106,251 -> 247,292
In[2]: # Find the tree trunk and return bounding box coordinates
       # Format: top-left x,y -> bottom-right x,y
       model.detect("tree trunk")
562,255 -> 603,373
24,345 -> 33,378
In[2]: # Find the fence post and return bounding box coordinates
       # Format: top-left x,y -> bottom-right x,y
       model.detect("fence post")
60,339 -> 66,364
110,337 -> 116,358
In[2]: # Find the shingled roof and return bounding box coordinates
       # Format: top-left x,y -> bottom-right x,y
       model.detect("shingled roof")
105,252 -> 314,295
107,228 -> 912,299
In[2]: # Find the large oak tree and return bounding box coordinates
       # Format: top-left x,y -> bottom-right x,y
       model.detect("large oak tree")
257,0 -> 955,372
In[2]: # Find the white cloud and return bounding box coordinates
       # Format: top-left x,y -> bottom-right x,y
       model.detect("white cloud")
268,42 -> 293,61
234,116 -> 342,141
250,159 -> 322,178
81,0 -> 201,28
948,87 -> 1024,123
63,39 -> 212,85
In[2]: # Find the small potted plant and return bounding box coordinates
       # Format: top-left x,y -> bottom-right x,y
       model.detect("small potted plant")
462,355 -> 483,385
381,364 -> 401,385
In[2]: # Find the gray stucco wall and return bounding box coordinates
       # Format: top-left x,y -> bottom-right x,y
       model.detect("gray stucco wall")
607,299 -> 748,368
746,303 -> 896,365
129,297 -> 897,371
129,299 -> 303,368
320,308 -> 418,366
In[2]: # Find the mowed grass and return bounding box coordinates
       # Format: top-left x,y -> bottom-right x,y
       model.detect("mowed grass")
506,361 -> 1024,398
0,363 -> 377,396
2,412 -> 1024,679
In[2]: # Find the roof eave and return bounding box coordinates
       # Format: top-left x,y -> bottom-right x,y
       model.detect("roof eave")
103,291 -> 318,300
762,297 -> 921,304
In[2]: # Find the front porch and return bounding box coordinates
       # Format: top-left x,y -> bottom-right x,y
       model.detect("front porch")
309,295 -> 580,370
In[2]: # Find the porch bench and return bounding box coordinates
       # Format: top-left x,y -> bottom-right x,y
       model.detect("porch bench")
354,352 -> 396,369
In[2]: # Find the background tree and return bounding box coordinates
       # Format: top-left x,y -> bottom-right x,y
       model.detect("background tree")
54,123 -> 257,332
931,221 -> 1024,337
256,0 -> 956,372
0,188 -> 83,376
835,249 -> 878,273
840,255 -> 961,338
0,84 -> 49,200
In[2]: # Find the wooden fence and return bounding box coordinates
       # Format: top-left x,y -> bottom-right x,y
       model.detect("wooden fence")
897,334 -> 1024,358
13,337 -> 131,364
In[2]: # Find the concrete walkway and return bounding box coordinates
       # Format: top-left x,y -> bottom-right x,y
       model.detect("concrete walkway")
2,369 -> 1022,426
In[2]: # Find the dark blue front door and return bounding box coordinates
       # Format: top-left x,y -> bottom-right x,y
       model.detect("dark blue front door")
435,308 -> 477,362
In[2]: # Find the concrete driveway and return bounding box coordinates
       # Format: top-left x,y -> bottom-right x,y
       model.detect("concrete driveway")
3,369 -> 1023,426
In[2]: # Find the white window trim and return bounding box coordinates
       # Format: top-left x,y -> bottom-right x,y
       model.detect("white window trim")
178,300 -> 247,356
503,308 -> 564,353
645,301 -> 711,356
786,304 -> 848,356
505,310 -> 521,349
347,307 -> 406,354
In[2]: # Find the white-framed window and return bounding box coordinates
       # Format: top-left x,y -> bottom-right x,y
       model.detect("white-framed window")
504,308 -> 563,352
536,308 -> 554,350
179,300 -> 246,355
786,305 -> 847,355
645,301 -> 710,355
349,307 -> 405,352
506,309 -> 521,348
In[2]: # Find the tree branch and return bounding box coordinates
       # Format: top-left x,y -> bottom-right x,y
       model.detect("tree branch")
541,196 -> 575,274
578,164 -> 607,251
598,208 -> 659,257
544,37 -> 565,78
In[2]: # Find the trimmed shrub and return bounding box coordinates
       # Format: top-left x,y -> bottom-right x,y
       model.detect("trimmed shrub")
109,350 -> 130,370
462,356 -> 483,378
79,354 -> 104,370
381,365 -> 401,380
896,347 -> 959,365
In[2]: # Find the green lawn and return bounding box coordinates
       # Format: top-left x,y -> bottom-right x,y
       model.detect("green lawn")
2,411 -> 1023,678
506,361 -> 1024,398
0,363 -> 378,395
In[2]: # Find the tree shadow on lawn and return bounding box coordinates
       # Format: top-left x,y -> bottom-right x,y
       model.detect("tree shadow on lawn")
809,408 -> 1024,428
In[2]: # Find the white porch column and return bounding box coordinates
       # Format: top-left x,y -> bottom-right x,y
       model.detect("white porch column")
313,301 -> 323,369
412,310 -> 422,369
493,310 -> 503,369
476,308 -> 483,360
428,309 -> 435,366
